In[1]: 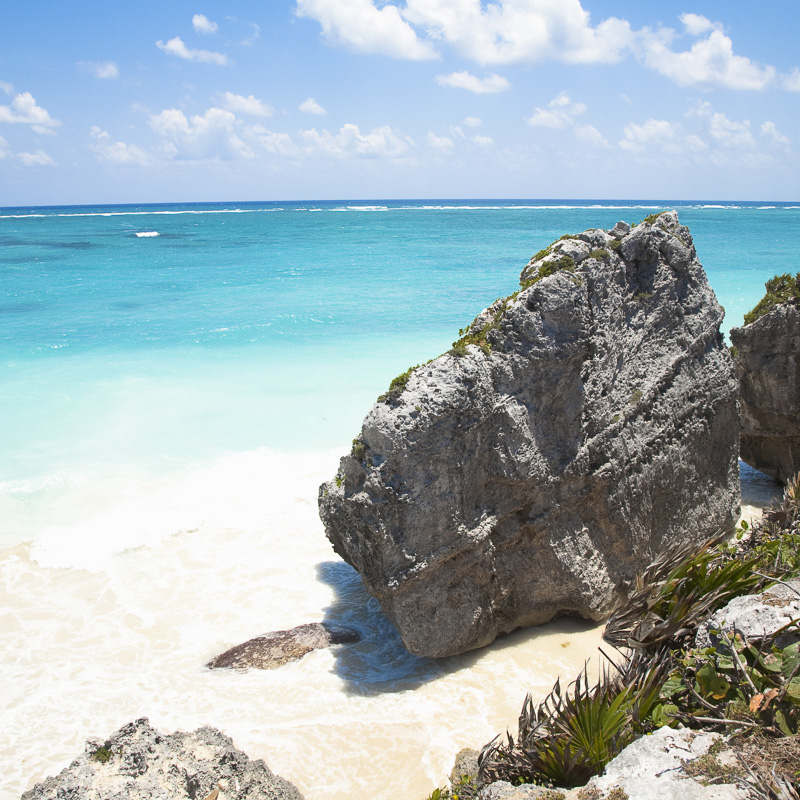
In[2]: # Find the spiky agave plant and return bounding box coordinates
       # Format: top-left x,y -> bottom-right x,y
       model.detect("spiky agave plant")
478,650 -> 669,789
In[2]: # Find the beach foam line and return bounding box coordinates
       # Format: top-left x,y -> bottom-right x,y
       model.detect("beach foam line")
134,231 -> 160,237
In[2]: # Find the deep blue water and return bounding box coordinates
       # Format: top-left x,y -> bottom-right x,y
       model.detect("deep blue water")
1,199 -> 797,543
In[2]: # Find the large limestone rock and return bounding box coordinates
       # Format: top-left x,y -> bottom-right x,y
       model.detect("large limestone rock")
730,304 -> 800,483
21,718 -> 304,800
319,211 -> 740,658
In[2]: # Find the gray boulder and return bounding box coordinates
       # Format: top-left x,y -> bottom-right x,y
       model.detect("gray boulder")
21,717 -> 304,800
320,211 -> 740,658
695,578 -> 800,650
207,622 -> 360,670
730,304 -> 800,483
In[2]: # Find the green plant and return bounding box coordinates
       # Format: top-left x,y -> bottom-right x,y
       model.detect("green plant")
589,249 -> 609,260
640,212 -> 665,225
378,365 -> 418,403
90,745 -> 113,764
635,292 -> 653,302
479,652 -> 668,789
520,255 -> 576,290
532,245 -> 553,261
609,239 -> 622,251
335,474 -> 344,488
351,437 -> 366,460
743,273 -> 800,326
629,389 -> 643,405
603,533 -> 767,651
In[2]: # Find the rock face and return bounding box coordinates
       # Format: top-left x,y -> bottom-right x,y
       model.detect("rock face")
319,211 -> 740,659
730,304 -> 800,483
695,578 -> 800,651
207,622 -> 360,670
21,717 -> 305,800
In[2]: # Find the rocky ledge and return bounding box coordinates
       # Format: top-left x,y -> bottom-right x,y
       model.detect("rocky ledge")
319,211 -> 740,659
21,718 -> 304,800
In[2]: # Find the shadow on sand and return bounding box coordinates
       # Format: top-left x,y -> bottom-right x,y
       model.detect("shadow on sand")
316,559 -> 600,696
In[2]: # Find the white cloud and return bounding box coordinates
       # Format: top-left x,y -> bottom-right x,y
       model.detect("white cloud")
575,124 -> 608,146
642,27 -> 775,90
300,97 -> 327,115
220,92 -> 273,117
0,135 -> 9,158
619,118 -> 679,151
0,92 -> 61,134
527,92 -> 586,128
156,36 -> 228,65
193,14 -> 219,34
89,126 -> 149,165
150,107 -> 252,160
79,60 -> 119,79
435,71 -> 509,94
761,121 -> 790,147
17,150 -> 55,166
409,0 -> 633,65
783,68 -> 800,92
463,116 -> 481,127
0,81 -> 13,96
472,135 -> 494,147
427,132 -> 454,150
690,101 -> 754,148
246,125 -> 297,155
301,123 -> 412,158
296,0 -> 437,60
679,14 -> 719,37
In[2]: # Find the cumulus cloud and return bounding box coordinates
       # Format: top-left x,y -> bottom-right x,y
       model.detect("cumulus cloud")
679,13 -> 719,37
89,126 -> 149,165
300,97 -> 327,115
301,123 -> 412,158
156,36 -> 228,65
472,135 -> 494,147
642,26 -> 775,90
575,124 -> 608,146
761,121 -> 791,147
193,14 -> 219,34
79,60 -> 119,79
619,118 -> 679,151
427,132 -> 454,150
150,107 -> 251,159
527,92 -> 586,128
245,125 -> 297,155
0,134 -> 9,158
0,91 -> 61,134
296,0 -> 437,60
0,81 -> 12,95
435,71 -> 510,94
17,150 -> 56,166
220,92 -> 273,117
463,116 -> 481,127
404,0 -> 633,65
783,68 -> 800,92
689,101 -> 754,148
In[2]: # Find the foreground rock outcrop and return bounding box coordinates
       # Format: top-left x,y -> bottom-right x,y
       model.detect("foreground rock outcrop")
731,303 -> 800,484
320,211 -> 740,658
207,622 -> 360,670
22,718 -> 304,800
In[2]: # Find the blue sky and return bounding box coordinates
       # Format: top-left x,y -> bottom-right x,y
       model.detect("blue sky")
1,0 -> 798,205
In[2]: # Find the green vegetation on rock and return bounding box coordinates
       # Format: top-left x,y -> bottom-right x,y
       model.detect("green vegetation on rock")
743,273 -> 800,326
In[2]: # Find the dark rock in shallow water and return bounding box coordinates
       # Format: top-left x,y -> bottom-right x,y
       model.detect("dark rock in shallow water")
21,717 -> 304,800
730,304 -> 800,484
207,622 -> 360,670
319,211 -> 740,659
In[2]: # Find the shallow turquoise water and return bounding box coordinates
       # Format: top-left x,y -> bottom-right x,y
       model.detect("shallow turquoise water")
0,199 -> 797,542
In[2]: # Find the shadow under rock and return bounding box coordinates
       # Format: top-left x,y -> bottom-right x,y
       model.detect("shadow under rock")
316,559 -> 601,696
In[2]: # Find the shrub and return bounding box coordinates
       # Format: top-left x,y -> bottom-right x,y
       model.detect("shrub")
743,273 -> 800,326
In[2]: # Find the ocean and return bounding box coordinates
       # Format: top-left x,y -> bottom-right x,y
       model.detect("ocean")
0,200 -> 792,799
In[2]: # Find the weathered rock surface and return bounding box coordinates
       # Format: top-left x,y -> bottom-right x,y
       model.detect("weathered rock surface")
21,717 -> 304,800
476,728 -> 748,799
207,622 -> 360,670
695,578 -> 800,650
319,212 -> 740,659
730,304 -> 800,483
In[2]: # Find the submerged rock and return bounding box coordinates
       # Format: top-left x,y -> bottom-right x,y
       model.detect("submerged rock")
21,717 -> 304,800
730,303 -> 800,484
320,211 -> 740,659
207,622 -> 360,670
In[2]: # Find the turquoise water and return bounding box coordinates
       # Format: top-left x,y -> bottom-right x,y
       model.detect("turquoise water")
0,200 -> 795,800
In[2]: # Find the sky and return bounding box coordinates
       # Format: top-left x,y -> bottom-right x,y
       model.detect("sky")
1,0 -> 799,205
